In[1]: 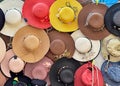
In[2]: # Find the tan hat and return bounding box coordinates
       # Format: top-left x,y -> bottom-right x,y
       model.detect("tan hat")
71,30 -> 101,62
102,34 -> 120,62
12,25 -> 50,63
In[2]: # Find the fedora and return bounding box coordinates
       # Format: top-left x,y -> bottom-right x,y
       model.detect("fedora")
102,34 -> 120,62
0,71 -> 7,86
49,57 -> 80,86
50,0 -> 82,32
46,30 -> 75,61
71,30 -> 100,62
12,25 -> 50,63
78,3 -> 110,40
0,8 -> 5,30
104,3 -> 120,37
22,0 -> 55,29
0,0 -> 27,37
74,62 -> 104,86
101,60 -> 120,86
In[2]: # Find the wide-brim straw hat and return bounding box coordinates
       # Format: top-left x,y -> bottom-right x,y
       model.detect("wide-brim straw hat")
78,3 -> 110,40
0,0 -> 27,37
12,25 -> 50,63
50,0 -> 83,32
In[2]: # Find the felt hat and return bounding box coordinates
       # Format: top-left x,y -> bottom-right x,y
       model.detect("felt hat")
22,0 -> 55,29
0,71 -> 7,86
101,60 -> 120,86
101,34 -> 120,62
74,62 -> 104,86
50,0 -> 83,32
78,3 -> 110,40
104,3 -> 120,37
0,0 -> 27,37
24,57 -> 53,86
0,8 -> 5,30
49,57 -> 80,86
71,30 -> 101,62
46,30 -> 75,61
12,25 -> 50,63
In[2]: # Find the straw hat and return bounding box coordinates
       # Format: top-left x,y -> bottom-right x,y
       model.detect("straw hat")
78,3 -> 110,40
101,34 -> 120,62
0,0 -> 27,37
0,8 -> 5,30
0,71 -> 7,86
71,30 -> 101,62
12,25 -> 50,63
46,30 -> 75,61
22,0 -> 55,29
104,3 -> 120,37
50,0 -> 82,32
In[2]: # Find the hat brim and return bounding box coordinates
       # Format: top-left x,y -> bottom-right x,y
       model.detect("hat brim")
78,3 -> 110,40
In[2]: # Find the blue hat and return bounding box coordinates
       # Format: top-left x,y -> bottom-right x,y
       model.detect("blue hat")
101,60 -> 120,86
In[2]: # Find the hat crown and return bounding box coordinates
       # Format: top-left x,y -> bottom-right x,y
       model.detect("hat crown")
113,11 -> 120,27
32,3 -> 49,18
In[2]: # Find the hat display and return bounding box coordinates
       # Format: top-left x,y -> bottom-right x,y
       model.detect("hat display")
78,3 -> 110,40
104,3 -> 120,37
49,57 -> 80,86
31,79 -> 47,86
102,34 -> 120,62
0,71 -> 7,86
0,8 -> 5,30
50,0 -> 82,32
46,30 -> 75,61
22,0 -> 55,29
12,25 -> 50,63
71,30 -> 100,62
101,60 -> 120,86
74,62 -> 104,86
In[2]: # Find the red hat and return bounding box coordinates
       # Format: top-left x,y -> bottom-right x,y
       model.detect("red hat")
74,62 -> 104,86
22,0 -> 55,29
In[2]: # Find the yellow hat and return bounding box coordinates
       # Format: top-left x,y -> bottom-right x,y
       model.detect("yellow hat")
50,0 -> 82,32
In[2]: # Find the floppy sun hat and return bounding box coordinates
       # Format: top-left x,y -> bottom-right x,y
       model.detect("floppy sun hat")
71,30 -> 101,62
50,0 -> 83,32
12,25 -> 50,63
102,34 -> 120,62
0,8 -> 5,30
0,0 -> 27,37
22,0 -> 55,29
78,3 -> 110,40
104,3 -> 120,37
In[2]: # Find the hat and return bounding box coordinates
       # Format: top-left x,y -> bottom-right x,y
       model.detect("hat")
104,3 -> 120,37
101,60 -> 120,86
24,57 -> 53,86
0,71 -> 7,86
78,0 -> 92,7
0,0 -> 27,37
12,25 -> 50,63
0,8 -> 5,30
31,79 -> 47,86
71,30 -> 101,62
50,0 -> 82,32
0,37 -> 6,63
78,3 -> 110,40
46,30 -> 75,61
22,0 -> 55,29
49,57 -> 80,86
74,62 -> 104,86
101,34 -> 120,62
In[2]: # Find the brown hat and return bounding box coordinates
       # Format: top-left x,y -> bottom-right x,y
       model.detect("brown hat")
12,25 -> 50,63
78,3 -> 110,40
46,30 -> 75,61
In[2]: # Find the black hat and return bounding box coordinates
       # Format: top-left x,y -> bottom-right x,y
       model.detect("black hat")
31,79 -> 47,86
0,8 -> 5,30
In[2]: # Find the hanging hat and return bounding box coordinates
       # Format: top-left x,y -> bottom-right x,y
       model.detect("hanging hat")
24,57 -> 53,86
101,60 -> 120,86
31,79 -> 47,86
78,3 -> 110,40
74,62 -> 104,86
102,34 -> 120,62
0,8 -> 5,30
22,0 -> 55,29
0,71 -> 7,86
50,0 -> 82,32
104,3 -> 120,37
71,30 -> 100,62
12,25 -> 50,63
0,0 -> 27,37
49,57 -> 80,86
46,30 -> 75,61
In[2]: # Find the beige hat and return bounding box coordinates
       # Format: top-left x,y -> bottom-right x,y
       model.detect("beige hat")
71,30 -> 101,62
102,34 -> 120,62
0,0 -> 27,37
